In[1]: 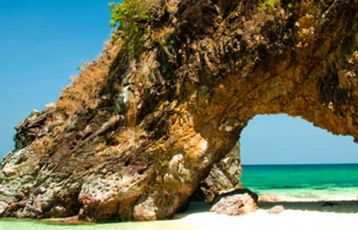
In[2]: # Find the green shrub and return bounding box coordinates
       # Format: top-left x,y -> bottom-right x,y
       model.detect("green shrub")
258,0 -> 281,12
109,1 -> 155,37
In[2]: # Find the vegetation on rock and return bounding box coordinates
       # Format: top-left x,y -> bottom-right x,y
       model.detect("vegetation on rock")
258,0 -> 281,11
109,1 -> 162,39
110,1 -> 151,34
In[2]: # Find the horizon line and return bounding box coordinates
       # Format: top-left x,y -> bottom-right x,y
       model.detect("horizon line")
242,162 -> 358,166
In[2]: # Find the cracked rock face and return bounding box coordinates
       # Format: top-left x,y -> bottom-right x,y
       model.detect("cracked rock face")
1,0 -> 358,221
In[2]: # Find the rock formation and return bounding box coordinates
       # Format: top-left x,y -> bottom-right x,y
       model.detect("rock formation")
210,192 -> 258,216
1,0 -> 358,222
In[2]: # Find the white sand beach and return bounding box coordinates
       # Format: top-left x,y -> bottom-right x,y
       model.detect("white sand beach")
175,200 -> 358,230
179,209 -> 358,230
1,199 -> 358,230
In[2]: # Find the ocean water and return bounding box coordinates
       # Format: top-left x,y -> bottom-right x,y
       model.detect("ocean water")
241,164 -> 358,201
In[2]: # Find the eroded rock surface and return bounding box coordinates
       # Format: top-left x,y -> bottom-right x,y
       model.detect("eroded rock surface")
210,192 -> 258,216
199,143 -> 242,202
1,0 -> 358,221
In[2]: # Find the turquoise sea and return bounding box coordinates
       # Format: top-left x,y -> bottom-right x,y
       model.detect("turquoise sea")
1,163 -> 358,229
241,164 -> 358,201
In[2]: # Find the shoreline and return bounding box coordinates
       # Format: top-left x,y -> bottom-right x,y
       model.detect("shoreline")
254,188 -> 358,202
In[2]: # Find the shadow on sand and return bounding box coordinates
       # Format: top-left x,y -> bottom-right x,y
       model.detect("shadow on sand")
259,200 -> 358,213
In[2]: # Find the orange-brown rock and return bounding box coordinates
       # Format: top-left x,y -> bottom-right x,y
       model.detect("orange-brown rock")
210,192 -> 258,216
1,0 -> 358,222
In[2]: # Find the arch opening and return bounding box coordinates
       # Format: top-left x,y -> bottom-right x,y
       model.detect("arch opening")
240,114 -> 358,201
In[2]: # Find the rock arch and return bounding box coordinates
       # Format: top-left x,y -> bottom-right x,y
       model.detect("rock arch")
1,0 -> 358,222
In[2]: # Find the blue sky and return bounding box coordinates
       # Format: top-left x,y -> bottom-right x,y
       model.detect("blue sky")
0,0 -> 112,156
241,115 -> 358,164
0,1 -> 358,164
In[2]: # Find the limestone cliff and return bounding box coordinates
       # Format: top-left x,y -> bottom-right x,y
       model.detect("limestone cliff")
1,0 -> 358,221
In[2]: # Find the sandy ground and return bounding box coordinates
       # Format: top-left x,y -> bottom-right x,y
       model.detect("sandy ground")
175,200 -> 358,230
179,209 -> 358,230
1,200 -> 358,230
